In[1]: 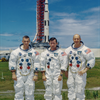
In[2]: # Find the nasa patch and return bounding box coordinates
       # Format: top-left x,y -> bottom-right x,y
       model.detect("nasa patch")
70,51 -> 72,54
28,53 -> 32,57
54,53 -> 58,57
77,51 -> 82,55
19,52 -> 22,56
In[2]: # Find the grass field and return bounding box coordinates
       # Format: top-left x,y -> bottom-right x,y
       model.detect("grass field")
0,91 -> 100,100
0,58 -> 100,100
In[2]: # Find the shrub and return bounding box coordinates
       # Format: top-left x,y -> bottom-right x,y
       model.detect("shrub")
1,57 -> 7,62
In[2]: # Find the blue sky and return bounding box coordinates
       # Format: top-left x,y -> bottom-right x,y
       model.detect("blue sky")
0,0 -> 100,50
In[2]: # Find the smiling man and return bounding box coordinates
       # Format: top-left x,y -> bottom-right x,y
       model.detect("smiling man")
65,34 -> 95,100
9,35 -> 40,100
40,37 -> 67,100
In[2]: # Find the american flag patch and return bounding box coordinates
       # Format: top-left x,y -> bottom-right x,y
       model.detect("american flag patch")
85,48 -> 91,54
35,51 -> 39,56
61,52 -> 67,56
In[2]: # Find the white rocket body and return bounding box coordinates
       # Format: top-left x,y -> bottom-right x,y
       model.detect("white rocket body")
44,0 -> 49,42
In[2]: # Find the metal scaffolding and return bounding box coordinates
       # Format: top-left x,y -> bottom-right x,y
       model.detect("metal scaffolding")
36,0 -> 45,42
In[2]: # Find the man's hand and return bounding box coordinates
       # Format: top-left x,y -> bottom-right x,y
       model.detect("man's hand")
41,72 -> 46,81
12,72 -> 17,81
58,70 -> 64,81
78,67 -> 89,76
33,75 -> 38,81
58,75 -> 62,81
42,75 -> 46,81
33,72 -> 38,81
78,70 -> 85,76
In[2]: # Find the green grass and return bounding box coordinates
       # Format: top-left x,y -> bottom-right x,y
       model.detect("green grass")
86,58 -> 100,88
0,91 -> 100,100
0,58 -> 100,99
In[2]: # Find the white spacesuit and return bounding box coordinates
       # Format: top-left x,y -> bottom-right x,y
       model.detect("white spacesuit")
65,41 -> 95,100
41,48 -> 67,100
9,44 -> 40,100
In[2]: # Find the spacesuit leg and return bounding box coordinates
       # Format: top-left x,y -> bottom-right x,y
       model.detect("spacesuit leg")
53,78 -> 62,100
14,77 -> 24,100
44,75 -> 53,100
25,75 -> 35,100
75,73 -> 86,100
67,71 -> 76,100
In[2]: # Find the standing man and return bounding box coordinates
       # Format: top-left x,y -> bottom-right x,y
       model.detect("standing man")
40,37 -> 67,100
65,34 -> 95,100
9,35 -> 40,100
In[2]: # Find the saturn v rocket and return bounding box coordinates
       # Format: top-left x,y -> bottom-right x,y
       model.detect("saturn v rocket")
44,0 -> 49,42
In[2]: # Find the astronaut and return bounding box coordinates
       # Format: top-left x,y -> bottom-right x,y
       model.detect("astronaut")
9,36 -> 40,100
65,34 -> 95,100
40,37 -> 67,100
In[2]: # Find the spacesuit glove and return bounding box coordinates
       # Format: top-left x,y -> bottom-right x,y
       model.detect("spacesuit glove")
78,67 -> 89,76
33,75 -> 38,81
12,72 -> 17,81
58,75 -> 62,81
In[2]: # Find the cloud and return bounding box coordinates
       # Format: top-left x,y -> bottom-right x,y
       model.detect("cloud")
49,6 -> 100,48
0,33 -> 13,36
50,12 -> 78,20
0,47 -> 17,50
50,6 -> 99,36
6,39 -> 21,42
82,6 -> 100,13
51,12 -> 77,17
51,18 -> 97,36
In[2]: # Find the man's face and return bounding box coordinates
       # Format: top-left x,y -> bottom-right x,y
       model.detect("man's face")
22,38 -> 30,47
49,39 -> 58,50
73,35 -> 81,45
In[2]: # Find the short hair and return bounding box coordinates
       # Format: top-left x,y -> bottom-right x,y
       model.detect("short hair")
23,35 -> 30,40
49,37 -> 57,43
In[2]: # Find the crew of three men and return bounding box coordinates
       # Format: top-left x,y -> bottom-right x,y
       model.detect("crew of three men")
9,34 -> 95,100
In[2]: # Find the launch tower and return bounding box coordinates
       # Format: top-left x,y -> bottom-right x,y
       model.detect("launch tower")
31,0 -> 49,48
36,0 -> 45,42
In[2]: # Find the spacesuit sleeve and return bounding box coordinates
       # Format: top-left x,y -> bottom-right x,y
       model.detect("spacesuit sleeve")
9,50 -> 18,71
40,52 -> 46,72
64,48 -> 70,68
33,51 -> 40,72
84,48 -> 95,69
60,50 -> 68,71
